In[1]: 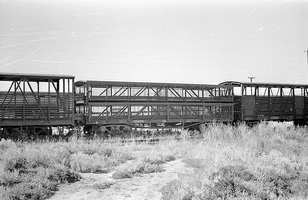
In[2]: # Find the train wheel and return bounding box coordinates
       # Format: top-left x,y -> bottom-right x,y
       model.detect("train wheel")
31,127 -> 50,140
11,127 -> 28,140
0,128 -> 9,139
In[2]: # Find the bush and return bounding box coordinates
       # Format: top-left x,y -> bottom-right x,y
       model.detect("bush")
47,165 -> 81,183
112,161 -> 164,179
112,170 -> 134,179
162,155 -> 308,199
70,152 -> 105,173
142,154 -> 176,165
0,139 -> 18,151
0,170 -> 20,187
208,165 -> 257,199
182,158 -> 205,170
4,181 -> 56,200
1,166 -> 80,200
93,180 -> 115,190
161,122 -> 308,200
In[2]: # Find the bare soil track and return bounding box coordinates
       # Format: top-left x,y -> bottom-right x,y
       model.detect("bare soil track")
48,159 -> 193,200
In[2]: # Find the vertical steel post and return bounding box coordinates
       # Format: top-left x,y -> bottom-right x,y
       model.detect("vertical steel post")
14,81 -> 17,106
57,80 -> 60,110
167,103 -> 170,121
202,104 -> 205,120
165,85 -> 168,101
48,78 -> 50,122
268,87 -> 271,119
280,87 -> 283,119
292,87 -> 295,118
128,103 -> 131,122
68,78 -> 70,116
23,77 -> 25,123
72,78 -> 75,125
241,84 -> 244,121
37,81 -> 40,105
63,78 -> 65,112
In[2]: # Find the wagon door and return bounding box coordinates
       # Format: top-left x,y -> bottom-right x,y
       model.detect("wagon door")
294,96 -> 304,118
242,95 -> 255,121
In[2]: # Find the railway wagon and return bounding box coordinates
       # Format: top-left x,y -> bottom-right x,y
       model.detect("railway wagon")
220,81 -> 308,125
3,72 -> 308,139
0,73 -> 75,139
74,80 -> 235,135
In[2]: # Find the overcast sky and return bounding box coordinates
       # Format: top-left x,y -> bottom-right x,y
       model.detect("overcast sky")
0,0 -> 307,84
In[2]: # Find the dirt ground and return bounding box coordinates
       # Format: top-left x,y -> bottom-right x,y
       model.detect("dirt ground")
48,159 -> 192,200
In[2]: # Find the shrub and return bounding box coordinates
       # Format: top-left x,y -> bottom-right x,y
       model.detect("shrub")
4,181 -> 56,200
69,150 -> 132,173
0,139 -> 18,151
1,166 -> 80,200
112,170 -> 133,179
141,162 -> 164,174
47,165 -> 81,183
142,154 -> 176,165
161,122 -> 308,200
93,180 -> 115,190
112,161 -> 164,179
4,157 -> 28,172
256,168 -> 308,198
160,179 -> 191,200
162,154 -> 308,199
0,170 -> 20,187
208,165 -> 256,199
182,158 -> 205,170
70,152 -> 104,173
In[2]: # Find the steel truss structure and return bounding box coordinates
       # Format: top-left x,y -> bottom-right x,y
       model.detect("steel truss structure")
75,81 -> 234,127
220,81 -> 308,123
0,73 -> 75,128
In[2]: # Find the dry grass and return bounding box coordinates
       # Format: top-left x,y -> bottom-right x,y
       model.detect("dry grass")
161,122 -> 308,200
1,122 -> 308,200
0,138 -> 133,200
111,141 -> 177,179
0,136 -> 179,200
92,180 -> 115,190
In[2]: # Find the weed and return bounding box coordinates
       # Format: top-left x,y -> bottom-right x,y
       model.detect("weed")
161,122 -> 308,200
93,180 -> 115,190
141,162 -> 164,173
4,157 -> 28,172
0,170 -> 20,187
142,154 -> 175,165
112,170 -> 133,179
0,138 -> 133,200
182,158 -> 205,170
208,165 -> 256,199
0,139 -> 18,151
1,166 -> 80,200
2,122 -> 307,200
112,160 -> 164,179
47,165 -> 81,183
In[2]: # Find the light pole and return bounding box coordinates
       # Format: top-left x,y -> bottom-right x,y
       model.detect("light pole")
248,77 -> 255,95
248,77 -> 255,82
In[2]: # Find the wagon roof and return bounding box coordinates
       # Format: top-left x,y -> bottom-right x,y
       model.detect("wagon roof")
219,81 -> 308,88
0,73 -> 75,81
82,80 -> 233,89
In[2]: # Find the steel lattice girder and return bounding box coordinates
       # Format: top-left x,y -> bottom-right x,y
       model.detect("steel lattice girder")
86,81 -> 234,102
87,102 -> 234,125
0,74 -> 75,127
75,80 -> 235,126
